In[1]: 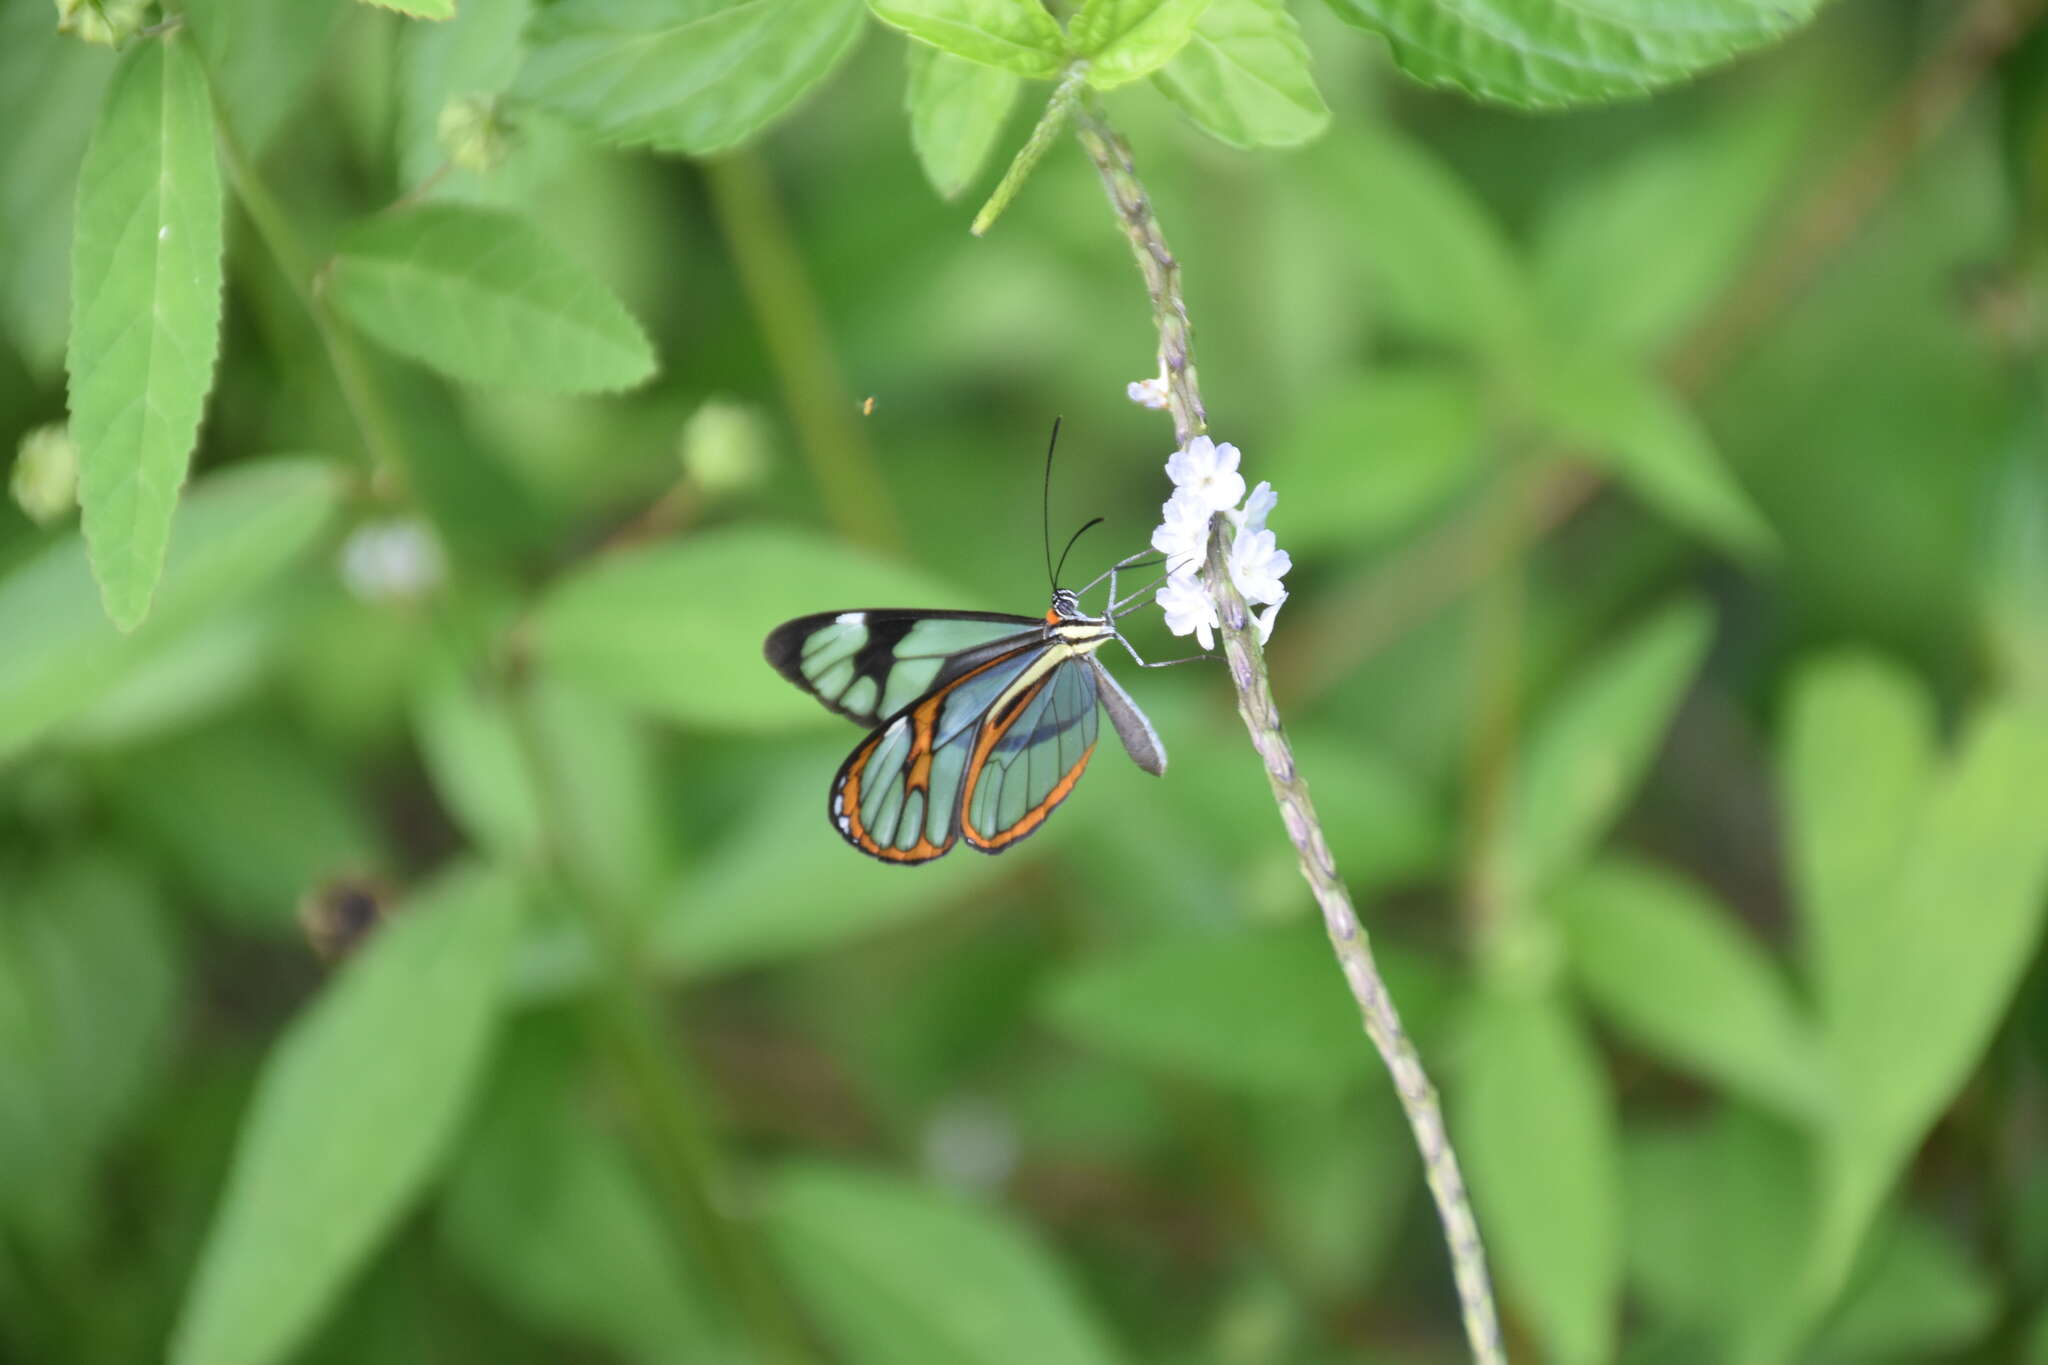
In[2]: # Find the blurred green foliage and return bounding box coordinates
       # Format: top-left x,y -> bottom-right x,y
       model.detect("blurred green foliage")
5,1 -> 2048,1364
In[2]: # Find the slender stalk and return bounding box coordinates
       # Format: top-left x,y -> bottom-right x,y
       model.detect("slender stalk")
1074,110 -> 1507,1365
973,63 -> 1089,237
201,69 -> 409,491
1460,461 -> 1528,949
702,152 -> 902,554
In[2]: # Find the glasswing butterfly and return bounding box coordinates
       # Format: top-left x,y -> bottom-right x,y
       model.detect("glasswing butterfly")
763,426 -> 1170,864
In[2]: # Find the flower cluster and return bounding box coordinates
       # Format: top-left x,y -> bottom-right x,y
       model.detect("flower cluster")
1148,436 -> 1289,650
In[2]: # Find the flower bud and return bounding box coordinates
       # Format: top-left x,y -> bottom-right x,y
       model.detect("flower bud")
679,397 -> 771,499
54,0 -> 150,47
11,422 -> 77,525
436,94 -> 512,176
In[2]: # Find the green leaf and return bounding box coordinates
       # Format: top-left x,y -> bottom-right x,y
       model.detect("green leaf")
359,0 -> 455,18
1283,725 -> 1449,895
767,1162 -> 1126,1365
1531,87 -> 1812,360
1266,364 -> 1485,554
517,0 -> 866,155
1456,991 -> 1620,1365
521,678 -> 674,912
67,34 -> 226,631
0,855 -> 179,1245
868,0 -> 1068,76
1621,1108 -> 1808,1349
1511,598 -> 1713,899
410,653 -> 545,864
906,45 -> 1021,200
325,204 -> 656,394
183,0 -> 349,155
1249,1088 -> 1417,1297
1533,359 -> 1776,562
1555,857 -> 1821,1123
0,458 -> 342,762
1782,655 -> 1936,1027
1322,0 -> 1824,111
439,1023 -> 721,1359
643,751 -> 1003,981
1805,691 -> 2048,1303
529,524 -> 972,732
100,711 -> 383,930
1041,929 -> 1402,1097
1323,130 -> 1535,366
170,864 -> 525,1365
1068,0 -> 1209,88
66,599 -> 281,746
1810,1211 -> 1999,1362
1151,0 -> 1328,149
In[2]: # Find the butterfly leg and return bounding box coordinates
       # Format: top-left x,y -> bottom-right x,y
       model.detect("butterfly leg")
1112,634 -> 1220,669
1109,569 -> 1170,617
1075,551 -> 1159,601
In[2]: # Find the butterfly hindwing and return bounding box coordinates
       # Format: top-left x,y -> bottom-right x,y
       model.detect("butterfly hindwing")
764,610 -> 1040,727
829,640 -> 1046,863
960,654 -> 1099,852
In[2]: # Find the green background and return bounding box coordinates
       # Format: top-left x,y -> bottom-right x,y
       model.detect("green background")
5,0 -> 2048,1362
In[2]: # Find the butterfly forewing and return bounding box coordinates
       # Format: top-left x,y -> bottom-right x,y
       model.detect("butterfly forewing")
764,610 -> 1039,727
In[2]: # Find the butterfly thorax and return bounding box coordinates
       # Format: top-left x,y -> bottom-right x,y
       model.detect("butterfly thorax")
1043,588 -> 1112,654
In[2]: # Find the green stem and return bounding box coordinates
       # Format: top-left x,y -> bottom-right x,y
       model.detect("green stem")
702,152 -> 902,554
1461,462 -> 1526,951
1075,108 -> 1508,1365
199,65 -> 409,490
972,64 -> 1089,237
508,683 -> 817,1365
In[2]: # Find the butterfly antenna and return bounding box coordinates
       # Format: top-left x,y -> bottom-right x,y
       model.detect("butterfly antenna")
1041,417 -> 1064,590
1053,516 -> 1105,589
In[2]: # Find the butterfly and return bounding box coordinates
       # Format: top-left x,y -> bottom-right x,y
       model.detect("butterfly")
764,571 -> 1166,863
766,421 -> 1185,862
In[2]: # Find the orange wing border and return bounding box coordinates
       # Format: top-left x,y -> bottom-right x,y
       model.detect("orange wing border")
829,645 -> 1037,864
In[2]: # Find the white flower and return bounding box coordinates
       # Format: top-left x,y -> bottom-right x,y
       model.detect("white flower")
1228,521 -> 1291,605
1126,374 -> 1169,410
1164,435 -> 1245,515
1155,571 -> 1218,651
1232,479 -> 1276,533
1149,488 -> 1212,576
340,519 -> 444,602
1253,589 -> 1288,645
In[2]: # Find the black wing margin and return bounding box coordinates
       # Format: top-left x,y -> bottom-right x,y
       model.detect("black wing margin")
764,609 -> 1040,728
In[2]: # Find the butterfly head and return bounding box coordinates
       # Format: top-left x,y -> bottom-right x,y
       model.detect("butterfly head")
1048,588 -> 1084,623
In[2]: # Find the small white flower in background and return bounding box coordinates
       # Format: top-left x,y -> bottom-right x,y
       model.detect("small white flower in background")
1146,438 -> 1291,650
1165,435 -> 1245,514
919,1098 -> 1019,1194
1155,571 -> 1218,651
340,519 -> 445,603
